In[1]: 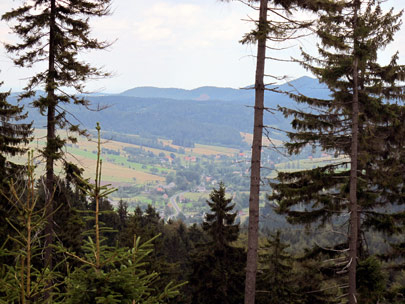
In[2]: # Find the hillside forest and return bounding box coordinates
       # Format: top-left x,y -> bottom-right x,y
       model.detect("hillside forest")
0,0 -> 404,304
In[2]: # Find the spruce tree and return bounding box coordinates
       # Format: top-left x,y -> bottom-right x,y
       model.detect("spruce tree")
256,231 -> 299,304
2,0 -> 111,272
236,1 -> 333,301
269,1 -> 405,302
189,183 -> 245,304
0,152 -> 61,303
0,85 -> 32,184
0,82 -> 33,252
63,123 -> 184,303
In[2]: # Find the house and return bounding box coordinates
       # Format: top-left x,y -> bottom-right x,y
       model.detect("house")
164,182 -> 176,190
196,186 -> 206,193
184,156 -> 196,162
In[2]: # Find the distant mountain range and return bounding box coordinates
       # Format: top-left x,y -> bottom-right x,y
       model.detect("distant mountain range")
13,76 -> 330,148
119,76 -> 328,101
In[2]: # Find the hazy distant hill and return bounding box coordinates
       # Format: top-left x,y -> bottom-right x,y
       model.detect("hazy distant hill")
120,76 -> 328,101
120,86 -> 249,101
14,76 -> 329,148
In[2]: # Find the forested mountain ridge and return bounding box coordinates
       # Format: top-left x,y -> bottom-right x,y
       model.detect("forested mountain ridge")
120,76 -> 328,101
14,76 -> 328,148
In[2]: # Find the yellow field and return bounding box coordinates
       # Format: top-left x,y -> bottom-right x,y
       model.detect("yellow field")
63,153 -> 165,184
192,144 -> 238,156
18,129 -> 167,185
18,129 -> 244,185
159,139 -> 238,156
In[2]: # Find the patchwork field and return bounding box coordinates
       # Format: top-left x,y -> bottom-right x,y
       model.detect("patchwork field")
17,129 -> 242,186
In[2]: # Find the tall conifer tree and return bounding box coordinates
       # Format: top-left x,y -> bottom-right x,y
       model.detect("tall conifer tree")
189,183 -> 245,304
238,1 -> 330,301
0,84 -> 32,185
2,0 -> 111,273
270,1 -> 405,302
0,82 -> 32,246
256,231 -> 299,304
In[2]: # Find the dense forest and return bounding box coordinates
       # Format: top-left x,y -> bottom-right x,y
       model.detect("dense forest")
0,0 -> 404,304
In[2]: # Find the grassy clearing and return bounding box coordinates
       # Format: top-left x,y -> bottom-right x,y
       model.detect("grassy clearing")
182,192 -> 209,200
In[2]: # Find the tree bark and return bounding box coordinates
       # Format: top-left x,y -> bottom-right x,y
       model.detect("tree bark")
244,0 -> 268,303
348,1 -> 360,303
44,0 -> 56,301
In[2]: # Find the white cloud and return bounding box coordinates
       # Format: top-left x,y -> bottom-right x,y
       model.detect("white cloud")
0,0 -> 404,92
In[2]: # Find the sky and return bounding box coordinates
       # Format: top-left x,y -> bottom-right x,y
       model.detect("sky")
0,0 -> 404,93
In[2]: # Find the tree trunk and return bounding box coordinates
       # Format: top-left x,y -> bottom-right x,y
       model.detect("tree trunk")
244,0 -> 268,303
44,0 -> 56,301
348,1 -> 360,303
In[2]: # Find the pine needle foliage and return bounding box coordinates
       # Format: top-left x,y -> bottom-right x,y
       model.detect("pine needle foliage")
236,1 -> 336,302
203,182 -> 239,248
0,152 -> 62,304
190,182 -> 245,304
2,0 -> 113,272
0,85 -> 33,180
1,0 -> 112,166
62,123 -> 184,304
256,231 -> 299,304
269,0 -> 405,301
0,82 -> 33,250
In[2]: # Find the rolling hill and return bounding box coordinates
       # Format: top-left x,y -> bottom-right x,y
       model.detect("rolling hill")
13,76 -> 329,148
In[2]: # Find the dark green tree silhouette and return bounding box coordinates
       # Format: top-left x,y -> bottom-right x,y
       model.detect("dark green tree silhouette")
256,231 -> 299,304
0,153 -> 62,303
63,123 -> 184,303
189,182 -> 245,304
257,231 -> 342,304
202,183 -> 239,248
0,82 -> 33,260
270,1 -> 405,302
0,85 -> 32,186
2,0 -> 112,272
237,1 -> 335,301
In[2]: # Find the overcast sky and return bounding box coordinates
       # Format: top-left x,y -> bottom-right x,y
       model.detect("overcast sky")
0,0 -> 404,93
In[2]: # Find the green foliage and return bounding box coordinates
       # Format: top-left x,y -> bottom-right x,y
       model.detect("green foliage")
270,0 -> 405,273
356,256 -> 386,303
1,0 -> 113,168
2,0 -> 111,94
0,85 -> 32,174
256,231 -> 300,304
0,83 -> 33,247
64,235 -> 184,304
0,153 -> 61,303
189,183 -> 245,304
268,1 -> 405,301
294,258 -> 341,304
63,123 -> 183,303
202,182 -> 239,247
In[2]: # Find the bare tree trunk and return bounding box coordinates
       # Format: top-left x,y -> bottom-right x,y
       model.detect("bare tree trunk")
348,1 -> 360,303
244,0 -> 268,303
44,0 -> 56,301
